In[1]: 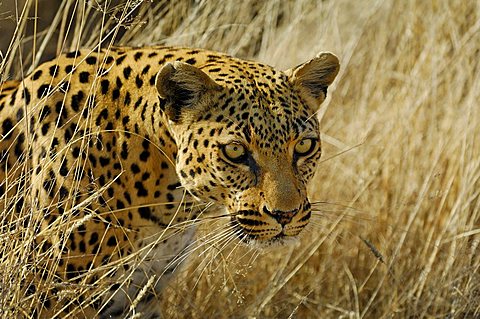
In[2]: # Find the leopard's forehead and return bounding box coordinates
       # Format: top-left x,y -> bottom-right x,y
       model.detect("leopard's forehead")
201,58 -> 294,102
194,60 -> 319,148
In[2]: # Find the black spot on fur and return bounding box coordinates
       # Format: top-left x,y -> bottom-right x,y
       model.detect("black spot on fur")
131,163 -> 140,174
134,181 -> 148,197
8,89 -> 17,106
71,91 -> 85,112
41,123 -> 50,135
72,147 -> 80,158
88,154 -> 97,167
14,132 -> 25,158
96,109 -> 108,125
167,182 -> 181,190
141,65 -> 150,75
37,84 -> 53,98
116,55 -> 126,65
99,157 -> 110,167
16,108 -> 24,121
139,150 -> 150,161
185,58 -> 196,65
79,241 -> 86,253
134,52 -> 143,61
121,142 -> 128,159
101,80 -> 109,94
135,75 -> 143,88
39,105 -> 51,121
123,67 -> 132,79
49,65 -> 59,77
134,97 -> 143,109
59,186 -> 69,199
32,70 -> 43,80
66,50 -> 80,58
89,233 -> 98,245
106,236 -> 117,247
112,88 -> 120,100
124,92 -> 131,106
86,56 -> 97,65
59,159 -> 69,176
139,207 -> 153,220
79,71 -> 90,83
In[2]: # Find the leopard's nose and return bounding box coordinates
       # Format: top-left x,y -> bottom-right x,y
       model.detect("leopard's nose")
262,206 -> 299,226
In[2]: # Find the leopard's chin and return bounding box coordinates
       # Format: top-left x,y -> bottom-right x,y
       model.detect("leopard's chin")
246,234 -> 301,250
231,225 -> 302,249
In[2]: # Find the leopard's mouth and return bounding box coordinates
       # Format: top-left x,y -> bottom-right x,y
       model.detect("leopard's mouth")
229,208 -> 308,247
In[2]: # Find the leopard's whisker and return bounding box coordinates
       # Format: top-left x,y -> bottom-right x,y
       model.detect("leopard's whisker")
167,225 -> 235,270
162,222 -> 237,274
192,228 -> 243,289
186,229 -> 239,280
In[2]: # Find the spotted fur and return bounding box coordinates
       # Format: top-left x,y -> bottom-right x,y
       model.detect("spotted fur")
0,46 -> 339,317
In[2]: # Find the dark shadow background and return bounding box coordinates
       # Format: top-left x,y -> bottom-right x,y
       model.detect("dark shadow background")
1,0 -> 62,67
0,0 -> 271,80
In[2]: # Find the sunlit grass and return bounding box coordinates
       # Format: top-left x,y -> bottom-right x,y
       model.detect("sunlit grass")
1,0 -> 479,318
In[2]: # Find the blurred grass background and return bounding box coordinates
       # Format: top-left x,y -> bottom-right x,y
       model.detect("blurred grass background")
1,0 -> 479,318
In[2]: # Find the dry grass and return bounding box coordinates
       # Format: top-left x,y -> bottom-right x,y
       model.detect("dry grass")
1,0 -> 479,318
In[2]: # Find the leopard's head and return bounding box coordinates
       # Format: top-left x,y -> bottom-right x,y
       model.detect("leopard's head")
156,53 -> 339,245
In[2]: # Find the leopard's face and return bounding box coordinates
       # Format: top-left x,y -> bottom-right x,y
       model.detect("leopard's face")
156,53 -> 339,245
175,107 -> 321,245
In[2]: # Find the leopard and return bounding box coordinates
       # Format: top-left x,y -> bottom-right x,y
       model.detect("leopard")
0,46 -> 339,318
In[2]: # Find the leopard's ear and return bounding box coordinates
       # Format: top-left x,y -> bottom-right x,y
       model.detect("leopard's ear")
285,52 -> 339,109
156,61 -> 222,122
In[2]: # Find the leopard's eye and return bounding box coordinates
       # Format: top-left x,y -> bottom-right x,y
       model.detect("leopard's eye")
222,143 -> 247,163
294,138 -> 318,157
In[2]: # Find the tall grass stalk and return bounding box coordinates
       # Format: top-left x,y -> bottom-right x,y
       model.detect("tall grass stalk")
0,0 -> 479,317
